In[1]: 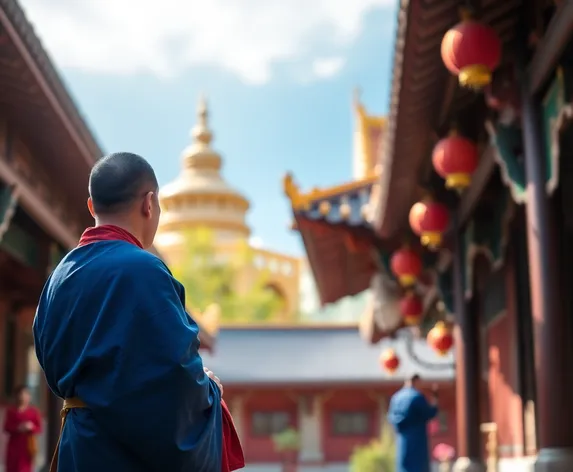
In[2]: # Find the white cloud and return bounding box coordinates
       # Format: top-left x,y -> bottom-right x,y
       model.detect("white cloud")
19,0 -> 393,84
312,57 -> 346,79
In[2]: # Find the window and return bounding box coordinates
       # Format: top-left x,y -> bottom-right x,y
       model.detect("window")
251,411 -> 290,437
331,411 -> 370,436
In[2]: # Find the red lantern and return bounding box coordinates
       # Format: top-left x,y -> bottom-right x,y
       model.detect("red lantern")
408,201 -> 427,236
427,321 -> 454,356
441,18 -> 501,89
432,133 -> 478,191
390,246 -> 422,287
399,292 -> 423,326
380,348 -> 400,374
409,200 -> 450,249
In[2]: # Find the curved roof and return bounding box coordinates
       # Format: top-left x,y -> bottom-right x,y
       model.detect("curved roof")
202,325 -> 454,385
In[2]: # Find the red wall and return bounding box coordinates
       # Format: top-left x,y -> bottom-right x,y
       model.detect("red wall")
227,383 -> 457,465
424,385 -> 457,458
241,390 -> 298,463
483,262 -> 526,459
322,389 -> 378,462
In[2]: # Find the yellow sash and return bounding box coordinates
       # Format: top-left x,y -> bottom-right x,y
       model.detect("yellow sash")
49,397 -> 87,472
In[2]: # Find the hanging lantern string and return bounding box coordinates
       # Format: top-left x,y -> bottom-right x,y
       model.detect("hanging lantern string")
401,329 -> 454,370
459,6 -> 473,21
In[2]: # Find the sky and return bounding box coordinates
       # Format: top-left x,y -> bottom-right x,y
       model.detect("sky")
20,0 -> 398,257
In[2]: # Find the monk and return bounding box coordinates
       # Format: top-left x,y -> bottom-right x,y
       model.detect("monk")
34,152 -> 228,471
3,385 -> 42,472
387,374 -> 438,472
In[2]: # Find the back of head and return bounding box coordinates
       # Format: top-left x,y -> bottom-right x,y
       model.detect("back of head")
89,152 -> 158,215
405,374 -> 421,388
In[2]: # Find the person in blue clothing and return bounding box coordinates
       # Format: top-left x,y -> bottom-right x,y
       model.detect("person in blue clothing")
387,374 -> 439,472
34,152 -> 224,472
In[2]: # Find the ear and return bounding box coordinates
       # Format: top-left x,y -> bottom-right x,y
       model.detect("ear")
87,198 -> 96,218
142,191 -> 154,219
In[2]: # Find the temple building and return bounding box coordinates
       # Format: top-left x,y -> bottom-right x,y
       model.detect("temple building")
284,93 -> 457,468
283,94 -> 391,322
288,1 -> 573,471
155,97 -> 300,321
202,324 -> 455,471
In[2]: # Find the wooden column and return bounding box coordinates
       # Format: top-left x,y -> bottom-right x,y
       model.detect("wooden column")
520,76 -> 573,471
297,395 -> 323,462
452,215 -> 484,472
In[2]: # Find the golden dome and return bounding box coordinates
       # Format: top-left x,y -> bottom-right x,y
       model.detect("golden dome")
157,95 -> 250,245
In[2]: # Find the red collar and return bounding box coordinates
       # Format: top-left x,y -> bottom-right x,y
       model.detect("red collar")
78,225 -> 143,249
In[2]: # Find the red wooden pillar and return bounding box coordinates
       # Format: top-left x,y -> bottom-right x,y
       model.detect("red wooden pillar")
451,213 -> 484,472
521,75 -> 573,470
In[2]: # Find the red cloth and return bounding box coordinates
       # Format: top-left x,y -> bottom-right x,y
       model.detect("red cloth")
78,225 -> 143,248
3,406 -> 42,472
221,400 -> 245,471
77,224 -> 245,471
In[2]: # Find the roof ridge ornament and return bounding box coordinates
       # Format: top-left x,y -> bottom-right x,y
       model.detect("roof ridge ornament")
192,93 -> 213,147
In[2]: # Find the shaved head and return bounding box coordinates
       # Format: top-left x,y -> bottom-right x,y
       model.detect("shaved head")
89,152 -> 158,215
406,374 -> 421,389
87,152 -> 161,248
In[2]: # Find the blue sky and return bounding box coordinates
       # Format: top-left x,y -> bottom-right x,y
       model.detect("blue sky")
21,0 -> 398,256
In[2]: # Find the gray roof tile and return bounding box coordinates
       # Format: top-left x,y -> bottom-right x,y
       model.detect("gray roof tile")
202,326 -> 454,385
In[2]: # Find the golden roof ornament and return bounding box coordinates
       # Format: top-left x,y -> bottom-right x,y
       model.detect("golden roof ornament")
192,94 -> 213,146
182,94 -> 222,171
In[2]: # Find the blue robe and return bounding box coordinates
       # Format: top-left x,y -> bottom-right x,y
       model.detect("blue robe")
387,387 -> 438,472
34,241 -> 222,472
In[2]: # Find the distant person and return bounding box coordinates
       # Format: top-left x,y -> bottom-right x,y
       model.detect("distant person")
34,152 -> 243,472
3,385 -> 42,472
387,374 -> 438,472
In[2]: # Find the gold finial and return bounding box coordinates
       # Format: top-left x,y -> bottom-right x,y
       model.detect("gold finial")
283,173 -> 300,203
192,93 -> 213,145
198,93 -> 208,124
353,86 -> 366,117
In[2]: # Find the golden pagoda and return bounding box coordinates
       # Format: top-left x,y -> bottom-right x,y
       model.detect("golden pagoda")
157,95 -> 250,244
155,96 -> 300,320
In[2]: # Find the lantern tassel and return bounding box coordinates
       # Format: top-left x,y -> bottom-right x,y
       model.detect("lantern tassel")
404,315 -> 420,326
421,231 -> 442,249
459,64 -> 492,89
399,274 -> 417,287
445,173 -> 472,190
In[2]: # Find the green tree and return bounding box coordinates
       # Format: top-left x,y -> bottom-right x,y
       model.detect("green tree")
272,428 -> 300,472
349,420 -> 396,472
170,227 -> 282,323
